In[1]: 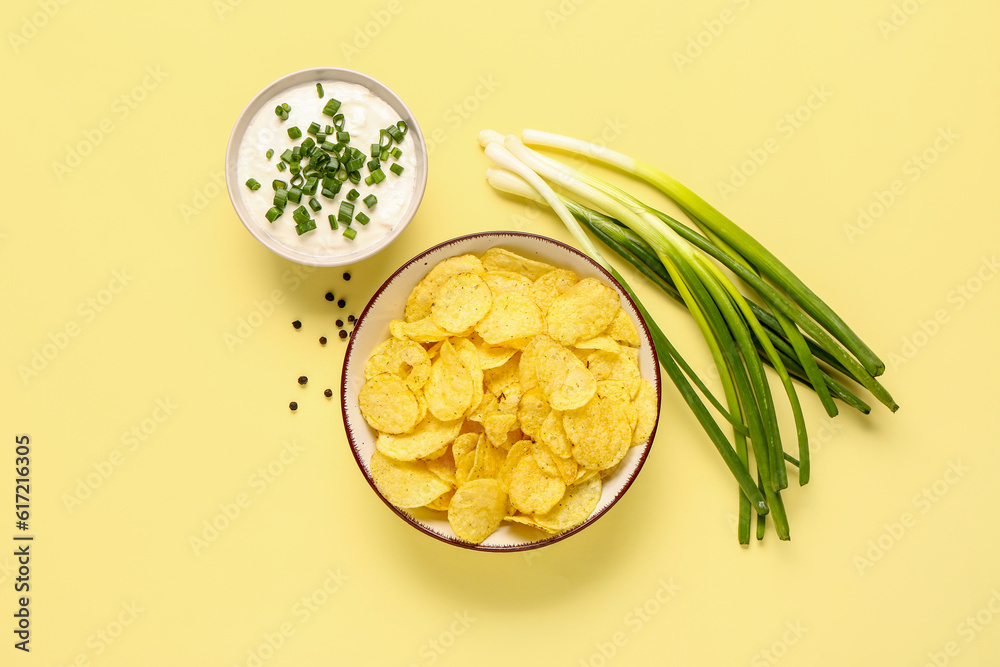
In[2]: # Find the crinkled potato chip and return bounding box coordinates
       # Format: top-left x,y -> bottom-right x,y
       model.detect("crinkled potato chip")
475,291 -> 544,347
507,455 -> 566,515
547,278 -> 621,346
431,272 -> 493,334
448,479 -> 507,544
425,341 -> 474,421
362,247 -> 657,544
370,451 -> 451,509
631,379 -> 657,447
531,268 -> 580,313
405,254 -> 484,322
359,373 -> 422,435
483,270 -> 534,298
376,413 -> 463,461
563,394 -> 632,470
481,247 -> 556,281
365,338 -> 432,392
535,337 -> 597,411
605,308 -> 641,347
533,476 -> 602,533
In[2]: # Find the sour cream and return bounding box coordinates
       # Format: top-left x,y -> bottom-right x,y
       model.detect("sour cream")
235,80 -> 418,258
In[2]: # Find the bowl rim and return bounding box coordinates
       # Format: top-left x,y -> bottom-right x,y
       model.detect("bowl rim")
224,66 -> 428,267
340,231 -> 662,552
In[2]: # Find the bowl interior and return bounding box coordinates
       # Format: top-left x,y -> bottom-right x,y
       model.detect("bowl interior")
225,67 -> 428,267
341,232 -> 661,551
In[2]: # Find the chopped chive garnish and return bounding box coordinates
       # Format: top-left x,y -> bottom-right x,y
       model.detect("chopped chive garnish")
274,189 -> 288,207
335,168 -> 348,182
307,122 -> 321,136
338,201 -> 354,223
318,141 -> 335,153
371,143 -> 380,158
356,212 -> 370,225
370,168 -> 386,184
322,98 -> 342,116
380,129 -> 392,148
364,174 -> 374,186
280,149 -> 294,162
301,137 -> 316,151
266,148 -> 274,159
245,178 -> 261,191
379,148 -> 390,161
289,174 -> 304,187
347,188 -> 360,201
292,206 -> 310,223
276,162 -> 287,172
363,194 -> 377,208
272,179 -> 287,191
265,207 -> 282,222
295,218 -> 317,236
287,187 -> 302,203
332,114 -> 345,130
390,163 -> 404,176
336,131 -> 350,143
325,124 -> 335,134
348,171 -> 361,185
308,197 -> 322,212
321,187 -> 337,198
390,147 -> 402,159
303,176 -> 318,196
289,162 -> 301,175
287,126 -> 302,140
316,83 -> 324,98
316,132 -> 327,143
281,103 -> 290,112
367,158 -> 380,172
328,214 -> 338,230
386,125 -> 403,143
343,226 -> 357,240
396,120 -> 407,135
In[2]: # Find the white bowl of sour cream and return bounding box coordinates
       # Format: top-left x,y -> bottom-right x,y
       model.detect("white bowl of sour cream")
226,67 -> 427,267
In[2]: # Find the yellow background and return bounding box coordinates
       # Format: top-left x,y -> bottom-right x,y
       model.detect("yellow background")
2,0 -> 999,665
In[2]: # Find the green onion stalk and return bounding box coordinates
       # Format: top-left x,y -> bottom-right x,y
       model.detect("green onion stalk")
478,130 -> 897,543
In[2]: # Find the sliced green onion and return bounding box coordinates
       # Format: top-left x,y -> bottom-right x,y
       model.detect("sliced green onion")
363,194 -> 377,208
303,176 -> 318,196
280,149 -> 294,163
265,207 -> 282,222
281,103 -> 290,112
245,178 -> 261,191
338,201 -> 354,223
355,212 -> 370,225
369,168 -> 386,184
342,226 -> 357,240
316,83 -> 324,98
380,148 -> 390,161
323,98 -> 342,116
287,187 -> 302,203
266,148 -> 274,160
289,174 -> 304,188
295,218 -> 316,236
390,147 -> 402,159
380,129 -> 392,148
276,162 -> 287,172
307,122 -> 321,136
292,205 -> 310,223
308,197 -> 322,212
272,179 -> 287,191
364,175 -> 374,186
371,143 -> 381,158
367,158 -> 380,172
321,141 -> 337,152
386,124 -> 403,143
389,163 -> 404,176
348,171 -> 361,185
273,189 -> 288,207
328,214 -> 338,230
396,120 -> 407,135
336,131 -> 350,143
321,187 -> 338,199
332,114 -> 345,130
347,188 -> 360,201
287,126 -> 302,140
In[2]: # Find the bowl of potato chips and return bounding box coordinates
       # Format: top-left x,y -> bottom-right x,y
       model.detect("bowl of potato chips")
341,232 -> 661,551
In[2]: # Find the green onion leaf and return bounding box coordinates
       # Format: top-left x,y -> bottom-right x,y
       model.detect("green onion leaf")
342,226 -> 357,240
355,212 -> 370,225
347,188 -> 360,201
245,178 -> 261,191
287,126 -> 302,140
363,194 -> 377,208
390,163 -> 404,176
338,201 -> 354,223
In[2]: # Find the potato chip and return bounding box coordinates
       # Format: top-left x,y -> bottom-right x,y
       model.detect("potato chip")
469,439 -> 504,481
452,337 -> 484,419
482,270 -> 533,298
552,452 -> 579,486
484,413 -> 518,447
538,409 -> 572,458
364,338 -> 432,392
483,354 -> 521,395
498,439 -> 532,491
631,379 -> 658,447
605,308 -> 641,347
531,268 -> 580,312
452,432 -> 481,462
431,272 -> 493,334
497,381 -> 523,415
425,446 -> 457,486
507,454 -> 566,515
587,349 -> 641,398
547,278 -> 621,346
467,393 -> 496,425
405,254 -> 484,322
535,337 -> 597,411
472,334 -> 518,370
574,335 -> 621,355
424,341 -> 474,421
517,335 -> 546,391
563,394 -> 632,470
596,379 -> 633,404
376,413 -> 463,461
505,514 -> 556,533
425,489 -> 454,512
359,373 -> 422,435
532,476 -> 602,533
529,440 -> 560,478
391,317 -> 453,343
475,291 -> 544,347
369,451 -> 451,509
455,450 -> 474,486
481,247 -> 556,281
448,479 -> 507,544
517,387 -> 549,440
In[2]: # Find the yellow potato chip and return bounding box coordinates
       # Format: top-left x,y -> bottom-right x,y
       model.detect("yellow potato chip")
475,291 -> 544,347
425,446 -> 457,486
472,334 -> 518,370
535,337 -> 597,411
504,514 -> 556,533
448,479 -> 507,544
484,413 -> 518,447
529,440 -> 560,478
452,337 -> 484,419
587,350 -> 641,398
369,451 -> 451,509
631,379 -> 658,447
563,394 -> 632,470
359,373 -> 421,435
482,270 -> 534,298
467,393 -> 496,425
517,387 -> 550,440
483,354 -> 521,396
405,254 -> 484,322
425,489 -> 454,512
596,379 -> 633,404
498,439 -> 532,491
497,381 -> 522,415
575,468 -> 599,484
574,335 -> 621,355
547,278 -> 621,345
552,452 -> 579,486
392,317 -> 454,343
431,272 -> 493,334
424,340 -> 474,421
605,308 -> 641,347
455,450 -> 474,486
539,409 -> 572,458
364,338 -> 432,392
507,455 -> 566,515
531,268 -> 580,313
517,335 -> 546,391
376,413 -> 463,461
532,476 -> 602,533
481,247 -> 556,281
469,439 -> 504,481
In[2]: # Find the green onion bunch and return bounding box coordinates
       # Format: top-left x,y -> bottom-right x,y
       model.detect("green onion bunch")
478,129 -> 897,543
